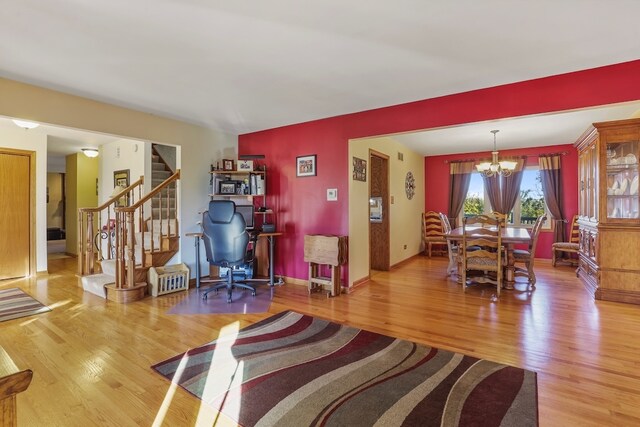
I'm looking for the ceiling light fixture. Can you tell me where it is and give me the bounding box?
[82,148,99,158]
[12,119,40,129]
[475,130,517,177]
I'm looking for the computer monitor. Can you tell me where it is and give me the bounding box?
[235,204,255,230]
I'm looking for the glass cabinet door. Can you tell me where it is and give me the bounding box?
[606,140,639,219]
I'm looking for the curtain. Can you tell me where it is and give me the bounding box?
[482,157,526,215]
[448,161,475,227]
[539,154,564,243]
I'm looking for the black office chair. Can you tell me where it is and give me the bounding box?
[200,200,267,303]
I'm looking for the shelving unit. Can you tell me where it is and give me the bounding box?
[574,117,640,304]
[209,167,275,229]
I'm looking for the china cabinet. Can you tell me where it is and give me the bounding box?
[574,118,640,304]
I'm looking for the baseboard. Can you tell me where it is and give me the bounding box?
[350,275,370,288]
[595,288,640,305]
[283,275,351,296]
[390,253,421,270]
[282,276,309,287]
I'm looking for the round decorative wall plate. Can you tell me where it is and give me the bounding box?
[405,171,415,200]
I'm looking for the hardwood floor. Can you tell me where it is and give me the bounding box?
[2,256,640,426]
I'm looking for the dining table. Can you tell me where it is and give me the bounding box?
[445,226,532,289]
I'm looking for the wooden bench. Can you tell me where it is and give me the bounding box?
[0,346,32,426]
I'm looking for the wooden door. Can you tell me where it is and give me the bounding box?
[369,151,389,271]
[0,150,32,280]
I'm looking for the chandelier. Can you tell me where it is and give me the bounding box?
[476,130,517,177]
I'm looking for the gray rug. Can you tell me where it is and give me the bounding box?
[0,288,50,322]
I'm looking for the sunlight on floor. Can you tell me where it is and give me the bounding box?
[152,321,243,426]
[196,321,243,425]
[152,354,189,427]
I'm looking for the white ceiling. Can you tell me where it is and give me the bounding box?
[0,116,122,157]
[1,1,640,156]
[387,101,640,156]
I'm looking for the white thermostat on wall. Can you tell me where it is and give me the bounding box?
[327,188,338,201]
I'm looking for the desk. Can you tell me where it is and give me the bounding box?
[185,232,203,289]
[186,231,283,287]
[446,226,531,289]
[257,232,284,286]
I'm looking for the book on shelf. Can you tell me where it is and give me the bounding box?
[256,175,265,195]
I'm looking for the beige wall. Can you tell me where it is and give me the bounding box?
[65,154,98,254]
[0,77,237,275]
[348,136,425,286]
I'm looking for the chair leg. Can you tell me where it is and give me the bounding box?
[428,243,432,258]
[552,250,556,267]
[527,261,536,286]
[201,270,256,303]
[461,265,466,292]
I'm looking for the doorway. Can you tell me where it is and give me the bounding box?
[47,172,67,258]
[369,150,390,271]
[0,148,35,280]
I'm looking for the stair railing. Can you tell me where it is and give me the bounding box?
[78,176,144,277]
[113,170,180,289]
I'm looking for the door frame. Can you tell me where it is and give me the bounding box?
[0,147,36,278]
[369,149,390,272]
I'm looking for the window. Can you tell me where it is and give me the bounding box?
[461,166,550,228]
[462,172,489,217]
[515,167,549,228]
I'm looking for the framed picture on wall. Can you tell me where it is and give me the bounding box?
[296,154,317,177]
[353,156,366,181]
[113,169,130,207]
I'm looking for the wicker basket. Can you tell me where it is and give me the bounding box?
[148,263,189,297]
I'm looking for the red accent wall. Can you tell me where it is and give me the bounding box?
[425,144,578,259]
[239,59,640,282]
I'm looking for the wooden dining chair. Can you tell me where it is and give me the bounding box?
[552,215,580,267]
[513,214,547,286]
[422,211,447,257]
[438,213,457,276]
[461,214,503,297]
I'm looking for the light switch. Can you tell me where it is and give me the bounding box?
[390,195,395,204]
[327,188,338,201]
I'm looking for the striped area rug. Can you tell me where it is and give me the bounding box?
[152,311,537,426]
[0,288,50,322]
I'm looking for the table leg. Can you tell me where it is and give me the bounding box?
[504,244,515,290]
[268,235,275,286]
[194,235,201,289]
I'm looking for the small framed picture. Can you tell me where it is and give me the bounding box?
[113,169,130,207]
[223,159,235,171]
[219,181,237,195]
[237,160,254,171]
[296,155,317,177]
[353,157,366,181]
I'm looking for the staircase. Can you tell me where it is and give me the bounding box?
[151,148,176,220]
[79,158,181,303]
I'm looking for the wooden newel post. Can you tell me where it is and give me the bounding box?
[126,211,136,289]
[77,212,84,276]
[86,213,94,275]
[115,212,125,288]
